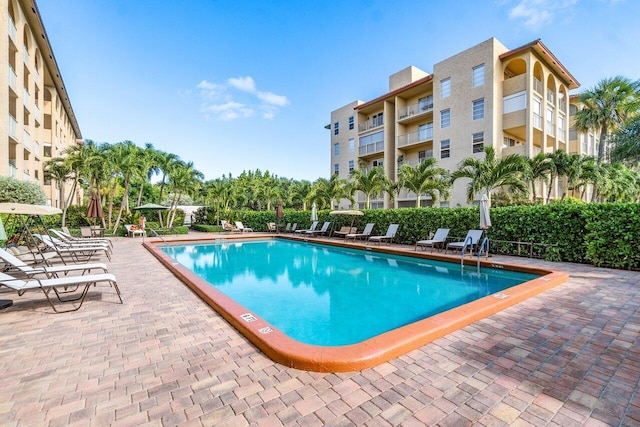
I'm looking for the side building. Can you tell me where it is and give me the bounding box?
[329,37,580,208]
[1,0,82,207]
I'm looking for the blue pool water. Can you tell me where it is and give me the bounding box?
[162,239,538,346]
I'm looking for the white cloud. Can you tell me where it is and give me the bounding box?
[195,76,289,121]
[257,91,290,107]
[507,0,578,30]
[228,76,256,93]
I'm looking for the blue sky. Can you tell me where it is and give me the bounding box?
[37,0,639,182]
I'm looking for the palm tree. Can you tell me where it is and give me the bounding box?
[167,161,204,227]
[309,174,350,209]
[545,150,569,204]
[289,180,312,210]
[135,143,160,207]
[451,146,527,206]
[611,116,640,165]
[111,141,144,233]
[523,152,552,202]
[43,158,72,225]
[349,166,389,209]
[574,76,640,161]
[397,158,450,207]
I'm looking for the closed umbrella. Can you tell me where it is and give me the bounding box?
[479,193,491,229]
[311,203,318,222]
[275,201,284,232]
[86,193,104,222]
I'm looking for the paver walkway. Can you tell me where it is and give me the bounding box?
[1,233,638,426]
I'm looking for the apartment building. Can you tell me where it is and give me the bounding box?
[329,37,580,208]
[1,0,82,207]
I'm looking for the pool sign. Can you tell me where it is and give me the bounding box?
[240,313,258,322]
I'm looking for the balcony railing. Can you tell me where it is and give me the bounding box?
[558,128,565,142]
[23,171,30,181]
[358,141,384,156]
[8,65,17,91]
[397,129,433,147]
[23,129,31,151]
[398,101,433,120]
[23,88,30,111]
[34,104,40,120]
[8,115,18,140]
[359,118,384,132]
[8,16,16,42]
[546,91,555,105]
[533,78,543,94]
[533,113,542,129]
[399,152,434,168]
[546,121,555,137]
[34,140,40,157]
[8,161,17,178]
[23,50,30,67]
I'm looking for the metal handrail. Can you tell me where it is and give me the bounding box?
[477,237,490,270]
[146,227,166,243]
[460,236,473,267]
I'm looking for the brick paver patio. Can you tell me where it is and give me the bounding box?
[1,233,638,426]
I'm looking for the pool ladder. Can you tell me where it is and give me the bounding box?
[460,236,490,270]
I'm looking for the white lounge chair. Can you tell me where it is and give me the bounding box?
[124,224,145,238]
[345,223,375,241]
[295,221,318,234]
[368,224,399,246]
[415,228,450,252]
[50,229,113,248]
[306,221,331,236]
[0,271,122,313]
[235,221,253,232]
[0,248,108,278]
[446,229,484,255]
[33,234,112,262]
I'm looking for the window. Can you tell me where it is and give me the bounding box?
[418,95,433,112]
[348,138,354,152]
[348,160,355,173]
[546,107,554,128]
[333,164,339,175]
[473,64,485,87]
[372,112,383,127]
[334,143,339,156]
[333,122,339,135]
[503,91,526,114]
[372,159,383,168]
[440,109,450,128]
[472,132,484,153]
[558,115,565,134]
[419,122,433,141]
[441,78,451,98]
[440,139,450,159]
[472,98,485,120]
[348,116,354,130]
[580,134,587,153]
[418,150,427,163]
[43,144,52,157]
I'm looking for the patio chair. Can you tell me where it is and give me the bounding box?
[305,221,331,236]
[267,222,277,232]
[220,220,240,233]
[289,223,297,233]
[283,223,292,232]
[368,224,399,246]
[446,229,484,255]
[295,221,318,234]
[33,234,112,262]
[235,221,253,232]
[0,270,122,313]
[333,226,357,238]
[345,223,375,241]
[415,228,450,252]
[45,232,111,254]
[0,247,108,278]
[50,228,113,248]
[124,224,145,238]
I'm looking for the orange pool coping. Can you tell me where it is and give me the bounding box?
[144,236,568,372]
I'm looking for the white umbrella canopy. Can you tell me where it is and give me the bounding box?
[329,210,364,229]
[479,193,491,229]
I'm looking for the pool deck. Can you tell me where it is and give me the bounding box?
[1,231,639,426]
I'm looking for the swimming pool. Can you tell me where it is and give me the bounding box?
[162,239,537,346]
[147,236,568,371]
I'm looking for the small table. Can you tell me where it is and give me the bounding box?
[90,226,105,237]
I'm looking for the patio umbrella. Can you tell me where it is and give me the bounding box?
[86,193,104,224]
[479,193,491,229]
[329,209,363,229]
[311,203,318,221]
[132,203,169,212]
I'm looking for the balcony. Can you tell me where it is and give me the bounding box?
[359,118,384,133]
[358,141,384,156]
[23,129,31,152]
[34,140,40,158]
[23,50,30,68]
[546,122,555,137]
[8,65,17,92]
[533,113,542,129]
[397,129,433,148]
[23,171,30,181]
[398,101,433,121]
[34,104,40,121]
[533,78,543,95]
[8,16,16,42]
[501,144,541,158]
[546,91,555,105]
[8,115,18,141]
[8,160,17,178]
[558,128,565,142]
[399,152,434,167]
[23,88,30,111]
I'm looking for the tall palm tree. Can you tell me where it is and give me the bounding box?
[397,158,450,207]
[43,158,72,225]
[574,76,640,161]
[111,141,144,233]
[135,143,160,207]
[523,152,552,202]
[451,146,527,206]
[309,174,350,209]
[545,150,569,204]
[349,166,389,209]
[289,180,312,210]
[167,161,204,227]
[611,116,640,165]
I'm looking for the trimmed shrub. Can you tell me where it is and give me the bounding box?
[0,176,46,204]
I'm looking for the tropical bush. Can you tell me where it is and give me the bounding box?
[0,176,47,204]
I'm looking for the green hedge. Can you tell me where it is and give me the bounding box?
[210,203,640,270]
